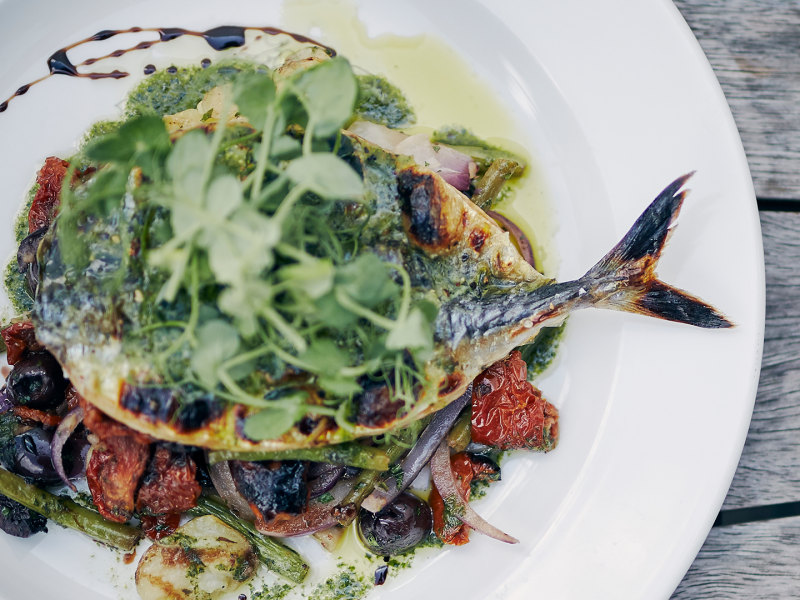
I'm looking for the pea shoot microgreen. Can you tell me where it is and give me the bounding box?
[53,56,435,440]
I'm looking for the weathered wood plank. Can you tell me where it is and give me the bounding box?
[720,212,800,509]
[673,0,800,199]
[671,516,800,599]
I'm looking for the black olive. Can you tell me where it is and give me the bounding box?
[16,227,47,296]
[308,463,345,499]
[357,492,432,556]
[5,352,66,410]
[13,427,59,483]
[0,494,47,538]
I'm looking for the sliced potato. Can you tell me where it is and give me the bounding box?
[136,515,258,600]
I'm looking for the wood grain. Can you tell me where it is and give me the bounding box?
[674,0,800,199]
[720,212,800,509]
[671,516,800,599]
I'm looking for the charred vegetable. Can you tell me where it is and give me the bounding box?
[136,515,258,600]
[0,493,47,538]
[229,460,308,527]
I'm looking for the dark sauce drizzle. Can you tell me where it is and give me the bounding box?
[0,25,336,113]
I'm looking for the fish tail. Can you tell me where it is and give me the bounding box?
[583,173,732,328]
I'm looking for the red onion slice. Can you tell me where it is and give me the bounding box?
[254,478,357,537]
[346,121,477,191]
[362,383,473,514]
[486,210,536,269]
[51,406,83,491]
[430,441,518,545]
[207,458,256,522]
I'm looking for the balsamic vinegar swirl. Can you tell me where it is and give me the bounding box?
[0,25,336,113]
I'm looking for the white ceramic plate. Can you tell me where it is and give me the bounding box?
[0,1,764,599]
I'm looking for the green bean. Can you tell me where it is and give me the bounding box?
[208,442,390,471]
[472,158,524,209]
[0,468,141,551]
[437,143,526,173]
[336,441,409,526]
[189,495,309,584]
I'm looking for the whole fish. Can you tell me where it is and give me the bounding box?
[32,135,730,452]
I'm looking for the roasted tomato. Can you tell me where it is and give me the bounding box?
[0,322,43,365]
[83,401,151,523]
[470,350,559,451]
[28,157,69,233]
[136,446,201,539]
[430,452,500,545]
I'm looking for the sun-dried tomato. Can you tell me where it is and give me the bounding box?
[83,401,151,523]
[28,157,69,233]
[136,446,201,539]
[11,406,61,428]
[430,452,498,546]
[470,350,559,451]
[86,438,150,523]
[140,513,182,541]
[1,322,43,365]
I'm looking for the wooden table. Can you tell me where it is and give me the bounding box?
[671,1,800,597]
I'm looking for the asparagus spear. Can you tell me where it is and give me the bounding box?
[471,158,523,209]
[446,409,472,453]
[208,442,390,471]
[188,495,309,584]
[336,441,410,526]
[0,467,141,551]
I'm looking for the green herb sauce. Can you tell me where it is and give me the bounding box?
[126,61,269,118]
[308,565,369,600]
[518,322,567,380]
[354,74,415,128]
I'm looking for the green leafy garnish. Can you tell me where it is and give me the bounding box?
[43,56,436,442]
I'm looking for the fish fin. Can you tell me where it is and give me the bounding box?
[586,173,733,328]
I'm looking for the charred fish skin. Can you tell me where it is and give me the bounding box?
[437,173,732,358]
[29,127,730,452]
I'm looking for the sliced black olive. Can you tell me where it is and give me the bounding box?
[307,463,345,498]
[357,491,432,556]
[5,352,66,410]
[374,564,389,586]
[16,227,48,296]
[0,494,47,538]
[13,427,59,483]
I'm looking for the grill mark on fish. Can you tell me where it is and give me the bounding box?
[33,127,730,451]
[398,167,458,251]
[120,384,179,424]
